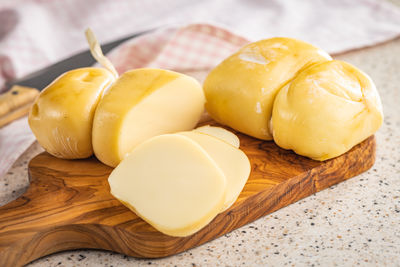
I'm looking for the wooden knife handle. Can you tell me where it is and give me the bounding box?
[0,85,39,128]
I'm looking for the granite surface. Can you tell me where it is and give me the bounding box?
[1,34,400,267]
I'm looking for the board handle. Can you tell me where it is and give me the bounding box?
[0,182,81,267]
[0,193,49,267]
[0,176,115,267]
[0,85,39,128]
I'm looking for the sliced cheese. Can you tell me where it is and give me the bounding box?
[92,68,205,167]
[194,125,240,148]
[108,134,226,237]
[178,131,251,211]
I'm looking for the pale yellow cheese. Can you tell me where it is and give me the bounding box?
[271,60,383,161]
[92,68,205,167]
[28,68,115,159]
[194,125,240,148]
[178,131,250,211]
[108,134,226,237]
[203,37,332,140]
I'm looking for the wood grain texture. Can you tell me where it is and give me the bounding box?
[0,130,376,267]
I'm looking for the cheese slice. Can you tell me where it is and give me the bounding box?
[92,68,205,167]
[108,134,226,237]
[194,125,240,148]
[178,131,251,211]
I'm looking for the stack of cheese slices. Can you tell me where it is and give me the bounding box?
[108,126,250,236]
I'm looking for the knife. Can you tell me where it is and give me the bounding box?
[0,30,147,128]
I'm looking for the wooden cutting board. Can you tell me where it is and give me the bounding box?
[0,128,376,267]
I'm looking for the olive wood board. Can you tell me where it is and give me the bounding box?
[0,127,376,267]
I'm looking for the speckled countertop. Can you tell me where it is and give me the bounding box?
[1,35,400,267]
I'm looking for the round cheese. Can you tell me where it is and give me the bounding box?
[271,60,383,160]
[28,67,115,159]
[203,37,331,140]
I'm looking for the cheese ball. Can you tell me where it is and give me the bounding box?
[203,37,332,140]
[28,68,115,159]
[271,60,383,161]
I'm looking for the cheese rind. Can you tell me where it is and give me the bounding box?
[92,68,205,167]
[28,68,115,159]
[203,37,331,140]
[178,131,250,211]
[271,60,383,161]
[108,134,226,237]
[194,125,240,148]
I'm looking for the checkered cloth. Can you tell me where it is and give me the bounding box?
[0,23,250,177]
[1,0,400,91]
[107,24,248,74]
[1,0,400,178]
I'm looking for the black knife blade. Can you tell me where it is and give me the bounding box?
[3,29,149,91]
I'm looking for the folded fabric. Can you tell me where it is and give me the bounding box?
[1,0,400,178]
[0,23,248,178]
[1,0,400,91]
[106,24,248,74]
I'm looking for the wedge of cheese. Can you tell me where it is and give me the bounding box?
[178,131,250,211]
[93,68,205,167]
[28,68,115,159]
[108,134,226,237]
[194,125,240,148]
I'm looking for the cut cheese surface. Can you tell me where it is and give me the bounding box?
[108,134,226,237]
[194,125,240,148]
[28,67,115,159]
[92,68,205,167]
[178,131,251,211]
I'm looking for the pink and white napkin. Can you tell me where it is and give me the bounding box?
[1,0,400,178]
